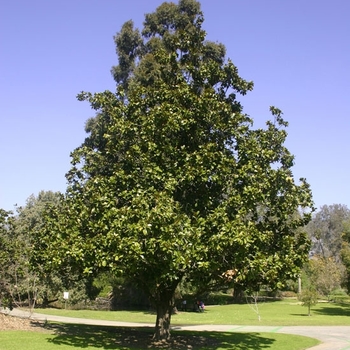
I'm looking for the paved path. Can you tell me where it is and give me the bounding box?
[2,308,350,350]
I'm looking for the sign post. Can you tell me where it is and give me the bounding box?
[63,291,69,310]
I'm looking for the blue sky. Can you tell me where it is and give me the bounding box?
[1,0,349,212]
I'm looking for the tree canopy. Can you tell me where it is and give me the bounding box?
[304,204,350,296]
[32,0,314,340]
[341,218,350,292]
[0,208,16,308]
[306,204,350,261]
[0,192,101,310]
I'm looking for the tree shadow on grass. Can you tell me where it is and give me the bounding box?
[312,304,350,317]
[202,331,275,350]
[45,323,275,349]
[290,313,314,317]
[290,303,350,318]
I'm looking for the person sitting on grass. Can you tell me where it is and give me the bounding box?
[195,300,205,312]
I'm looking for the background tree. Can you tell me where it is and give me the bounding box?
[303,256,345,299]
[33,0,313,341]
[305,204,350,295]
[18,191,99,307]
[0,208,16,309]
[306,204,350,261]
[0,206,39,309]
[0,192,97,309]
[341,218,350,292]
[298,287,318,316]
[13,191,62,307]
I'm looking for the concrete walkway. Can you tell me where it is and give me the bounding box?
[2,308,350,350]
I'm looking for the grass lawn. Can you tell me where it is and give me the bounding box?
[33,299,350,326]
[0,325,319,350]
[5,300,349,349]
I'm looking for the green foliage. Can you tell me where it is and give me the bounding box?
[13,191,63,307]
[302,256,345,298]
[341,218,350,292]
[282,279,299,293]
[303,204,350,295]
[298,288,318,316]
[0,207,37,308]
[178,291,234,307]
[92,272,114,298]
[328,288,350,303]
[0,192,97,309]
[33,0,314,340]
[306,204,350,260]
[0,208,16,308]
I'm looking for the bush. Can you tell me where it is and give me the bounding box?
[280,291,297,298]
[177,292,234,308]
[202,292,234,305]
[329,289,350,303]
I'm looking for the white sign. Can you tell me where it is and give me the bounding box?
[63,292,69,300]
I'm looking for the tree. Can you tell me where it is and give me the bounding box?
[0,192,96,310]
[33,0,313,341]
[303,256,345,298]
[0,208,16,309]
[341,218,350,292]
[305,204,350,295]
[0,206,38,309]
[17,191,99,307]
[0,193,67,309]
[306,204,350,261]
[298,287,318,316]
[15,192,65,306]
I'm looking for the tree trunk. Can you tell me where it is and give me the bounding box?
[42,293,49,307]
[233,285,245,303]
[153,296,173,341]
[151,286,178,342]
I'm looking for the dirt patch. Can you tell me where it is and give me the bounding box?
[0,313,46,332]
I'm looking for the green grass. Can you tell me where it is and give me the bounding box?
[0,326,319,350]
[34,299,350,326]
[6,300,348,349]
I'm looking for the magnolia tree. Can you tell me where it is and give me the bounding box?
[33,0,313,340]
